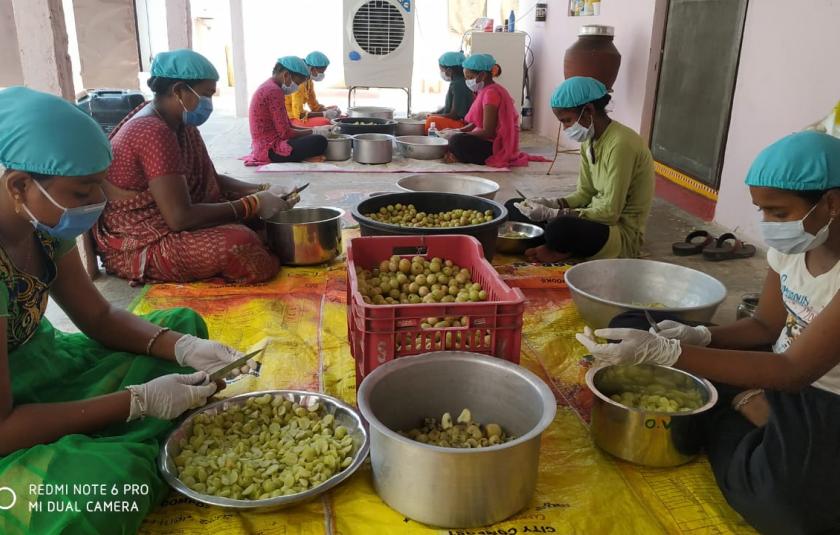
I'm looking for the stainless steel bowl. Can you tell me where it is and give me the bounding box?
[586,364,718,467]
[158,390,370,510]
[395,118,426,136]
[357,352,557,528]
[265,207,344,265]
[352,133,394,164]
[564,259,727,329]
[348,106,395,120]
[396,173,500,199]
[496,222,544,254]
[325,134,352,161]
[395,135,449,160]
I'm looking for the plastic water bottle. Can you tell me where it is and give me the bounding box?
[428,122,439,138]
[508,10,516,32]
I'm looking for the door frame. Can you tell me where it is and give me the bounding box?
[643,0,750,201]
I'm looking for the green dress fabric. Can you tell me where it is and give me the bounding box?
[0,234,208,534]
[440,73,475,120]
[563,120,655,259]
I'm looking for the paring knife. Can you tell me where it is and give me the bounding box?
[515,188,527,199]
[209,345,267,382]
[283,182,310,200]
[644,310,661,333]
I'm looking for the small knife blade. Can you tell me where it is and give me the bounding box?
[644,310,661,333]
[515,188,527,199]
[209,345,267,382]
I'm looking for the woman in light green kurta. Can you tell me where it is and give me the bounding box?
[0,86,251,535]
[509,77,654,263]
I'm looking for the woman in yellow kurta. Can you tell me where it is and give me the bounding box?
[285,51,340,128]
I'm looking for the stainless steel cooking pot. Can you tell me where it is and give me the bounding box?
[357,352,557,528]
[348,106,395,120]
[352,133,394,164]
[325,134,352,161]
[395,118,426,136]
[586,364,718,467]
[264,207,344,265]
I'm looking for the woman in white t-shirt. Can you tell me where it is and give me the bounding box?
[577,131,840,535]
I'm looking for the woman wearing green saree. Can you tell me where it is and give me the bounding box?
[0,87,250,534]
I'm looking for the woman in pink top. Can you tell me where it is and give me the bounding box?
[444,54,533,168]
[245,56,328,166]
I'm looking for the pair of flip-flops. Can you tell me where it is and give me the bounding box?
[672,230,756,261]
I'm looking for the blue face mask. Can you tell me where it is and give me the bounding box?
[22,179,106,240]
[180,85,213,126]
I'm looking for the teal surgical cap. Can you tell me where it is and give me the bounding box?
[745,131,840,191]
[305,51,330,68]
[439,51,465,67]
[551,77,608,109]
[0,87,112,176]
[462,53,496,72]
[277,56,310,77]
[151,49,219,81]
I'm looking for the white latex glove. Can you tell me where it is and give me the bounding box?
[324,108,340,120]
[313,125,336,136]
[513,200,560,223]
[126,371,217,421]
[438,128,458,140]
[255,190,299,219]
[652,320,712,347]
[575,326,682,367]
[174,334,257,376]
[528,197,562,209]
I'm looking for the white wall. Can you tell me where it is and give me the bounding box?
[714,0,840,243]
[526,0,660,141]
[0,0,23,87]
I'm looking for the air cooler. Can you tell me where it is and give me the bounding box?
[343,0,414,88]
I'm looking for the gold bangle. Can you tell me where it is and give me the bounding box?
[146,327,171,356]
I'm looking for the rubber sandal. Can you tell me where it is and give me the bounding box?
[702,232,756,261]
[672,230,715,256]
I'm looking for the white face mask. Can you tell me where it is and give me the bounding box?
[760,202,833,254]
[465,78,484,92]
[564,109,594,143]
[440,71,452,82]
[281,78,299,95]
[311,71,325,82]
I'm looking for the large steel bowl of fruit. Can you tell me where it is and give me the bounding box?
[357,352,556,528]
[585,364,718,467]
[352,192,507,260]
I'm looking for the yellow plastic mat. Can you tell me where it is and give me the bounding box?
[134,256,755,535]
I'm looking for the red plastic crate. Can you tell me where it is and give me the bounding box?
[346,235,525,384]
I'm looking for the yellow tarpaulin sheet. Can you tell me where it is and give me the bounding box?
[133,255,755,535]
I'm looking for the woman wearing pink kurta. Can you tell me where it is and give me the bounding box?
[444,53,537,168]
[245,56,327,166]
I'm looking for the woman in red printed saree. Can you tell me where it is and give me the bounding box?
[94,50,298,284]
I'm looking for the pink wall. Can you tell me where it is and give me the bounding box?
[714,0,840,244]
[528,0,661,141]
